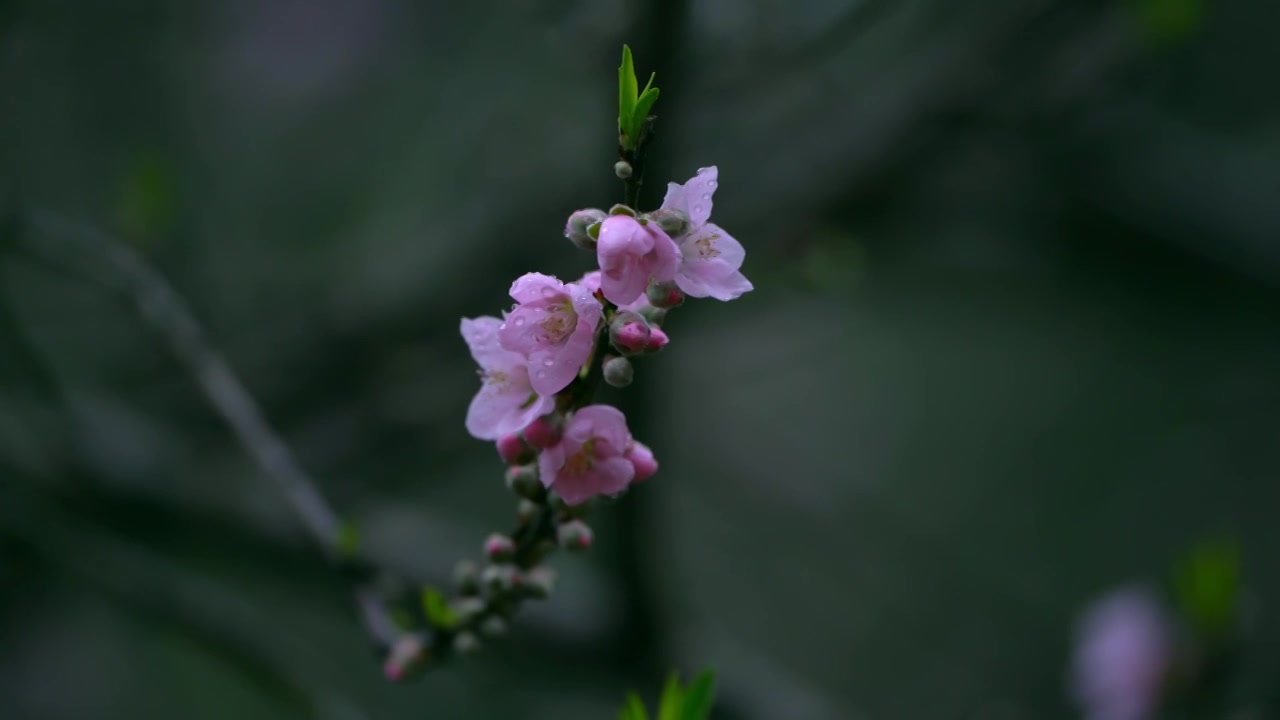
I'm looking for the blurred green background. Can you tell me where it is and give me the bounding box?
[2,0,1279,718]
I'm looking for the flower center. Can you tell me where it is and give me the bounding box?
[563,439,596,476]
[693,233,721,259]
[538,300,577,343]
[482,369,508,387]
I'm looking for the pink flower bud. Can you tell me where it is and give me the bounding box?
[646,327,669,352]
[609,311,650,355]
[645,281,684,309]
[626,441,658,482]
[484,533,516,561]
[557,519,593,550]
[495,433,530,465]
[522,415,561,449]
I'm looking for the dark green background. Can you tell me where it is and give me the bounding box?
[3,1,1278,718]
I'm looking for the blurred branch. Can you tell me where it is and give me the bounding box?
[5,208,407,652]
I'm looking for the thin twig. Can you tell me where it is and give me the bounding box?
[7,208,405,650]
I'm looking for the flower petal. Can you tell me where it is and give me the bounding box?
[460,316,510,368]
[553,456,635,505]
[569,405,630,454]
[465,365,554,440]
[508,272,565,305]
[661,166,717,227]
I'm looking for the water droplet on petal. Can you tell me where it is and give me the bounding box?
[708,180,717,189]
[536,370,547,379]
[499,323,507,331]
[543,358,555,367]
[514,317,526,327]
[540,287,558,299]
[693,205,703,215]
[701,193,710,200]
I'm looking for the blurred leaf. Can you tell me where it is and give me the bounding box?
[656,672,684,720]
[116,149,176,244]
[335,521,360,560]
[1173,539,1241,640]
[1130,0,1202,45]
[680,670,717,720]
[421,588,458,629]
[618,692,649,720]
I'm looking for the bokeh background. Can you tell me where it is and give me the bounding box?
[3,0,1279,718]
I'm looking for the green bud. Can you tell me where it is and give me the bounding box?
[557,519,594,551]
[453,631,481,655]
[609,203,637,217]
[615,160,633,179]
[521,566,557,599]
[565,208,606,251]
[454,560,480,596]
[603,355,634,388]
[505,464,544,500]
[646,208,689,237]
[480,616,508,637]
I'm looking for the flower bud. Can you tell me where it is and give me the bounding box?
[564,208,607,251]
[383,634,427,681]
[557,519,593,551]
[603,355,634,388]
[646,327,669,352]
[521,566,557,599]
[626,441,658,482]
[608,204,637,217]
[645,281,684,309]
[495,432,532,465]
[451,596,486,622]
[646,208,690,237]
[640,305,667,326]
[516,498,541,526]
[453,631,481,655]
[522,415,561,449]
[504,464,543,500]
[481,564,521,593]
[454,560,480,596]
[484,533,515,562]
[480,616,508,637]
[609,311,650,355]
[614,160,633,179]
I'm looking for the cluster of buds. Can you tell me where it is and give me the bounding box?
[437,155,750,674]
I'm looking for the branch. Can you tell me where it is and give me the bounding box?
[6,208,407,651]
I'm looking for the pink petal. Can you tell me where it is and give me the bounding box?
[538,443,567,488]
[570,405,631,454]
[647,225,681,282]
[465,365,554,440]
[460,316,510,368]
[660,166,717,227]
[553,457,635,505]
[508,272,566,305]
[497,305,555,356]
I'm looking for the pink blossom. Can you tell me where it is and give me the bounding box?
[461,317,556,440]
[579,270,647,312]
[522,415,561,449]
[495,432,529,465]
[497,273,603,396]
[538,405,636,505]
[1071,587,1172,720]
[660,166,753,301]
[595,215,680,306]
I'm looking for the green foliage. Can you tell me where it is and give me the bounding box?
[421,588,459,629]
[1173,539,1241,640]
[618,45,659,151]
[335,521,361,560]
[620,670,716,720]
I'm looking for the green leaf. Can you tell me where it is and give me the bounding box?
[633,87,660,134]
[1173,538,1241,638]
[619,45,638,137]
[680,670,717,720]
[618,692,649,720]
[656,672,684,720]
[421,588,459,629]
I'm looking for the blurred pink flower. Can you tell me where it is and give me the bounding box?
[660,166,753,301]
[538,405,638,505]
[595,215,680,306]
[1071,587,1173,720]
[460,317,554,440]
[498,273,603,396]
